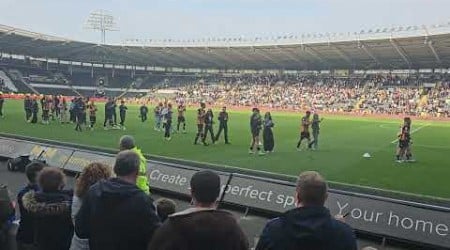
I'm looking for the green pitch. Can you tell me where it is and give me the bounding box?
[1,99,449,199]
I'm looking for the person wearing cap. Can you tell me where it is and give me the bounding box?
[148,170,248,250]
[256,171,357,250]
[215,106,230,144]
[119,135,150,194]
[0,92,4,118]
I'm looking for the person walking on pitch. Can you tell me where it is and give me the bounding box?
[215,106,230,144]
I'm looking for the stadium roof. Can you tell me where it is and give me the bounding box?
[1,24,450,70]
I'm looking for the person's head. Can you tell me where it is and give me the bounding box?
[155,198,176,222]
[119,135,135,151]
[404,117,411,126]
[38,168,66,193]
[295,171,328,207]
[75,162,112,198]
[121,100,125,105]
[113,150,140,183]
[265,112,271,120]
[306,111,311,117]
[313,113,319,120]
[222,106,226,112]
[25,161,46,184]
[200,102,206,109]
[252,107,258,114]
[190,170,221,208]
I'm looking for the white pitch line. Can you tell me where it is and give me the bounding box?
[390,123,431,144]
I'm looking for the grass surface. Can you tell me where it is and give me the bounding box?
[1,99,449,199]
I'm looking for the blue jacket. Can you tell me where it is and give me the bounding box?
[256,206,357,250]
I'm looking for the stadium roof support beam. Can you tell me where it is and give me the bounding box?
[360,43,381,66]
[252,47,283,68]
[389,38,411,67]
[330,45,352,65]
[181,48,224,68]
[275,46,308,68]
[421,26,442,65]
[203,48,237,66]
[427,41,442,64]
[302,45,329,68]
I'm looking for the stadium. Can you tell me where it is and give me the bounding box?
[0,4,449,250]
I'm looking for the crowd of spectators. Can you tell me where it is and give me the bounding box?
[0,135,362,250]
[164,74,450,117]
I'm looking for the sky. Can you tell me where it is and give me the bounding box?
[0,0,449,44]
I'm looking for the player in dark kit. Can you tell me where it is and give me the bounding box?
[139,103,148,122]
[112,99,118,126]
[30,97,39,124]
[0,92,4,118]
[103,98,114,129]
[164,103,173,140]
[54,95,60,119]
[215,106,230,144]
[396,117,414,163]
[41,96,50,125]
[119,100,128,130]
[203,109,215,144]
[75,97,86,132]
[87,101,97,130]
[177,103,187,133]
[194,102,207,146]
[249,108,264,155]
[308,113,323,150]
[24,94,32,122]
[296,111,312,151]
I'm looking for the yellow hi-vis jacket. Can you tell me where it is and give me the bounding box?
[131,147,150,194]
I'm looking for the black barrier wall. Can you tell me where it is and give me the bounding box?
[0,137,448,248]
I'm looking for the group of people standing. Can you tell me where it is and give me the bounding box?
[249,109,323,155]
[103,97,128,130]
[23,94,68,125]
[194,102,230,146]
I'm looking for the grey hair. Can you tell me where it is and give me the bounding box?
[113,150,140,177]
[119,135,135,150]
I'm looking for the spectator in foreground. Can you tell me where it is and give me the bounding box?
[148,170,249,250]
[16,161,45,250]
[255,171,357,250]
[22,168,73,250]
[119,135,150,194]
[70,163,112,250]
[155,198,176,222]
[75,150,160,250]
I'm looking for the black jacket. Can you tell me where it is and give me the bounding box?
[256,206,357,250]
[16,184,39,244]
[75,178,160,250]
[149,208,249,250]
[22,190,73,250]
